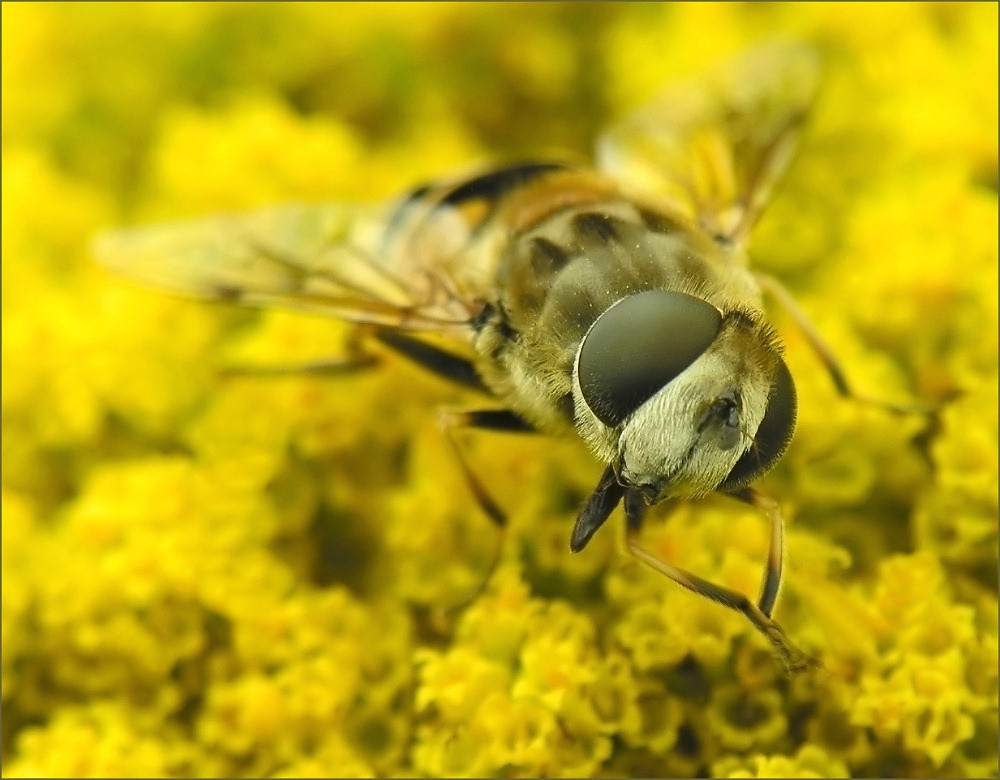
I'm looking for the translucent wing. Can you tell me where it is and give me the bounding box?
[597,40,821,246]
[93,202,469,331]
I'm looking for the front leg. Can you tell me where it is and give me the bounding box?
[437,407,537,529]
[623,485,816,674]
[728,486,786,618]
[436,406,538,602]
[374,329,488,393]
[755,271,935,415]
[218,325,485,387]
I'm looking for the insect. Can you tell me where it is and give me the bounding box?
[97,41,884,673]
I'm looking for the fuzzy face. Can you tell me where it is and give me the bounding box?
[573,301,792,501]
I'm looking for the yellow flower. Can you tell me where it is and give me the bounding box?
[3,3,995,776]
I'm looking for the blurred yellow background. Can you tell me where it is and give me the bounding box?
[2,3,997,777]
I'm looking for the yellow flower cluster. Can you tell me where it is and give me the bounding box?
[3,3,996,777]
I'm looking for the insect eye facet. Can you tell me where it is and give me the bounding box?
[717,358,797,492]
[577,290,722,427]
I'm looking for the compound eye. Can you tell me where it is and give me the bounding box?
[577,290,722,427]
[717,358,797,492]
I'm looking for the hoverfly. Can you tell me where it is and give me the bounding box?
[97,41,867,673]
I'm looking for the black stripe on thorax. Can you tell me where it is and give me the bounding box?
[383,162,569,250]
[439,161,568,206]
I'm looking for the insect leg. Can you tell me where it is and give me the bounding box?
[442,408,537,433]
[755,272,933,415]
[727,487,785,617]
[220,355,380,377]
[437,407,538,605]
[220,327,379,377]
[624,500,816,674]
[438,408,537,529]
[374,329,488,392]
[222,327,490,392]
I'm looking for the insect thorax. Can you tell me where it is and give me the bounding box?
[471,191,762,435]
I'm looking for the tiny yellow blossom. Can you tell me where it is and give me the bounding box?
[2,2,996,777]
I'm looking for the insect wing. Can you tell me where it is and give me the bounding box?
[93,202,463,331]
[596,40,820,245]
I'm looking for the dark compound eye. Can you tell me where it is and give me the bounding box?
[577,290,723,427]
[717,358,797,492]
